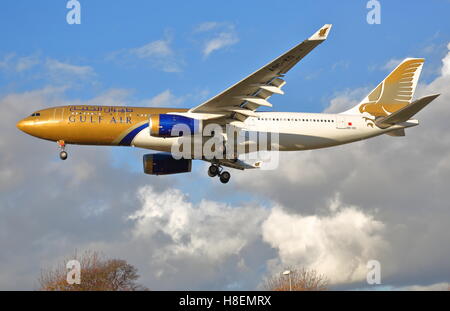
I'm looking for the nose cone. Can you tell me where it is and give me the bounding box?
[16,118,33,134]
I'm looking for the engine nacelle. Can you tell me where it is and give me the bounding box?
[149,114,202,137]
[143,153,192,175]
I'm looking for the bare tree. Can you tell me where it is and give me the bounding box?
[38,250,148,291]
[264,267,329,291]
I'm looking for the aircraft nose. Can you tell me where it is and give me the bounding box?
[16,118,32,133]
[16,119,25,131]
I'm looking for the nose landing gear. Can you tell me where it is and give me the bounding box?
[208,164,231,184]
[57,140,68,160]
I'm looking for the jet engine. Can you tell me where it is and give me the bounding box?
[149,114,202,137]
[143,153,192,175]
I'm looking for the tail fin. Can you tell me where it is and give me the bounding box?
[343,58,425,117]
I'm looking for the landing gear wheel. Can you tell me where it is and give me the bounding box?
[219,171,231,184]
[57,140,67,161]
[60,151,68,160]
[208,165,219,177]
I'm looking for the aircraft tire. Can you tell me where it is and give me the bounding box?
[208,165,219,177]
[219,171,230,184]
[60,151,68,160]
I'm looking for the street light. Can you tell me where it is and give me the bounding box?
[283,270,292,291]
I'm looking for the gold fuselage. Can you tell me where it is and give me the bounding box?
[16,105,188,146]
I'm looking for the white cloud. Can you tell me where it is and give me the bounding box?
[203,32,239,57]
[46,58,94,77]
[0,53,15,70]
[121,185,269,288]
[331,60,350,71]
[108,185,387,288]
[141,89,183,107]
[111,34,183,73]
[0,53,39,72]
[130,39,174,59]
[194,22,221,33]
[140,89,210,108]
[262,198,387,284]
[194,22,239,57]
[324,87,370,113]
[381,58,403,71]
[0,53,96,85]
[73,88,132,107]
[129,186,267,263]
[440,42,450,76]
[396,282,449,291]
[16,55,39,72]
[368,58,404,72]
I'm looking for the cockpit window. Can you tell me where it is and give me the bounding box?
[30,113,41,117]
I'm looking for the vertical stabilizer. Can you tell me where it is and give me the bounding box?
[343,58,424,117]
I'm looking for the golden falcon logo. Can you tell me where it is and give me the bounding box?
[319,27,329,37]
[359,59,424,122]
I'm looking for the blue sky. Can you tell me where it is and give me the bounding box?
[1,1,450,290]
[2,0,448,105]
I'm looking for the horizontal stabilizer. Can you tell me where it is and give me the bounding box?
[385,129,405,137]
[376,94,440,128]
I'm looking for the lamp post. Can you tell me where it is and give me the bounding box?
[283,270,292,291]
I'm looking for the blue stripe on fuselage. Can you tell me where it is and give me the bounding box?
[119,123,149,146]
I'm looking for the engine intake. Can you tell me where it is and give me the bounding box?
[143,153,192,175]
[149,114,202,137]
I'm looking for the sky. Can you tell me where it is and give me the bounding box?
[0,0,449,290]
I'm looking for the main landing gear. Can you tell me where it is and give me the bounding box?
[208,164,231,184]
[57,140,68,160]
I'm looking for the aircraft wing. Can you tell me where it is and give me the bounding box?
[189,24,332,118]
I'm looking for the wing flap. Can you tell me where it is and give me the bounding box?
[220,106,259,117]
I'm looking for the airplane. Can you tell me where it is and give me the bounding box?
[16,24,439,184]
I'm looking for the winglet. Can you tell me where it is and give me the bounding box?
[309,24,333,41]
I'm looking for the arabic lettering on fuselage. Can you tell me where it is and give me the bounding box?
[69,106,134,113]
